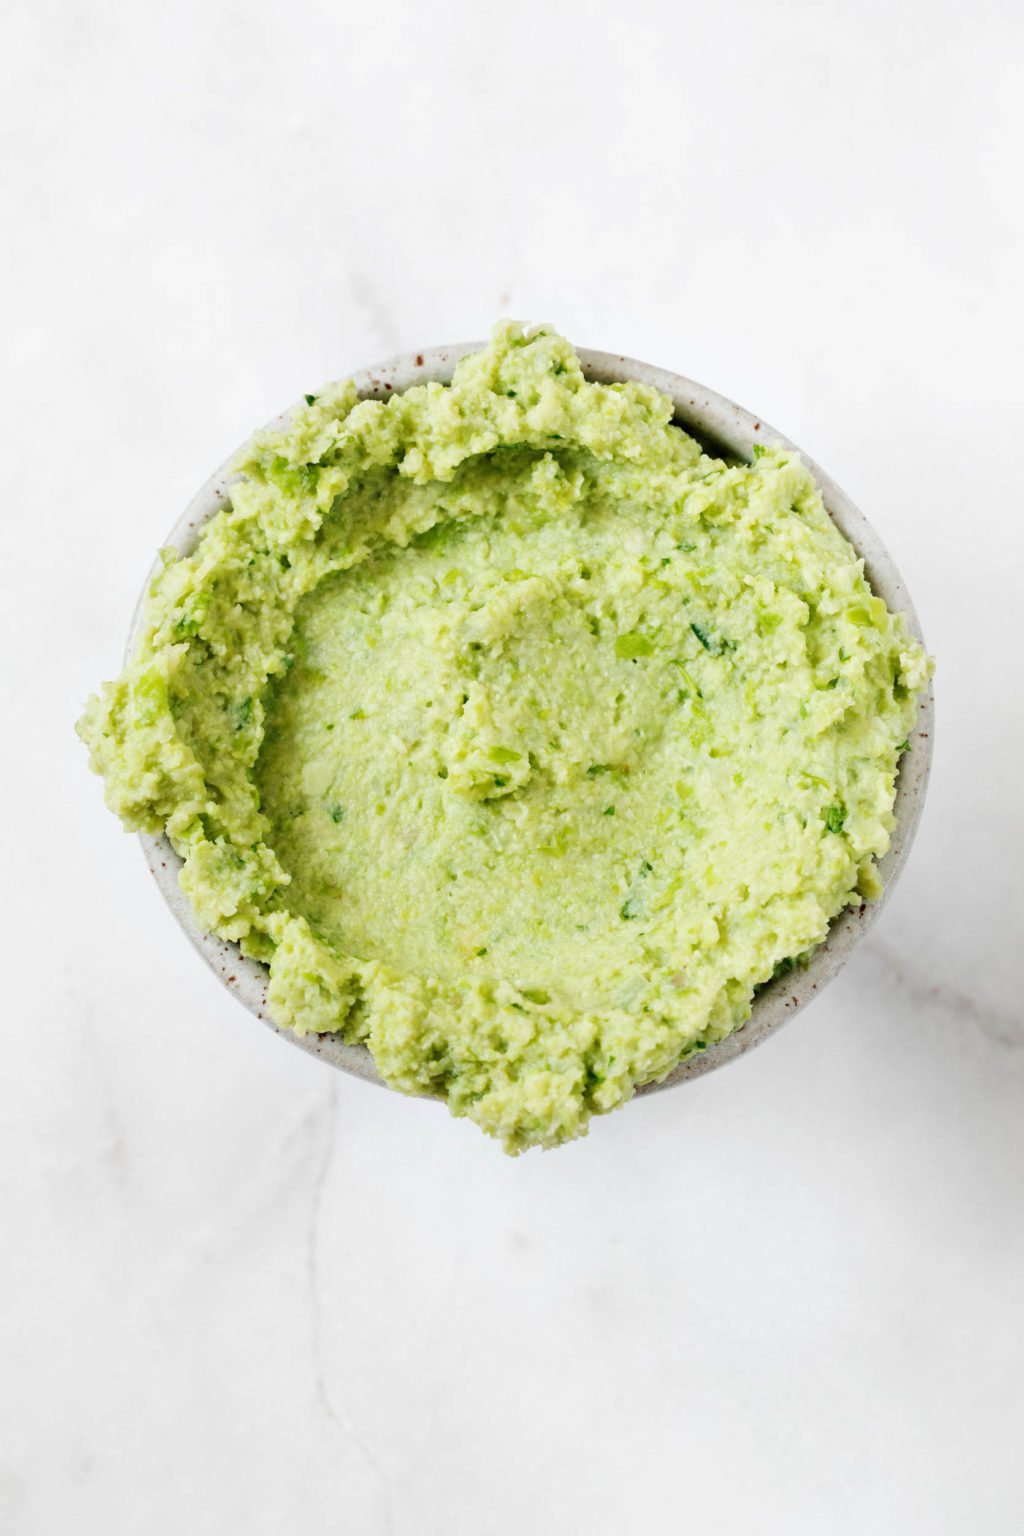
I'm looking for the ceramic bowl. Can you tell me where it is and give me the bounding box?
[132,345,934,1095]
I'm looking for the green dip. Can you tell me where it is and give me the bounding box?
[79,324,929,1151]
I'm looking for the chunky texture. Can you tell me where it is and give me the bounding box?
[79,325,929,1150]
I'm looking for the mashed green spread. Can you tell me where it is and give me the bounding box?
[79,324,928,1151]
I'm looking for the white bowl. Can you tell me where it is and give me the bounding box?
[132,345,934,1096]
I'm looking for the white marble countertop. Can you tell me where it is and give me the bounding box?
[3,2,1023,1531]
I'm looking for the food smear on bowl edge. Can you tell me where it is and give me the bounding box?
[78,324,931,1152]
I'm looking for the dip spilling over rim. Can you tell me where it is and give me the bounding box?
[80,326,933,1152]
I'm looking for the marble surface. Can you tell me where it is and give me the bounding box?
[2,2,1022,1531]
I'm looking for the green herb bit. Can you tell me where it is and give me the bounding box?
[670,659,703,699]
[752,443,768,460]
[615,632,654,660]
[692,622,733,657]
[603,805,616,816]
[825,804,846,834]
[349,707,365,720]
[619,861,653,920]
[896,737,910,753]
[304,393,318,406]
[329,805,345,823]
[800,769,829,788]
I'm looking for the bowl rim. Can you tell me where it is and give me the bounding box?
[133,341,934,1095]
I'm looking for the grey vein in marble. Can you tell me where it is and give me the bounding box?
[869,935,1022,1051]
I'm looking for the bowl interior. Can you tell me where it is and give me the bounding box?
[135,345,934,1094]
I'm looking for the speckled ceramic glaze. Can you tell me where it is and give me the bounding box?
[132,345,934,1096]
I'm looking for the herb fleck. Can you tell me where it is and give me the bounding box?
[825,804,846,834]
[616,632,654,660]
[620,859,653,920]
[801,769,829,788]
[690,622,733,655]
